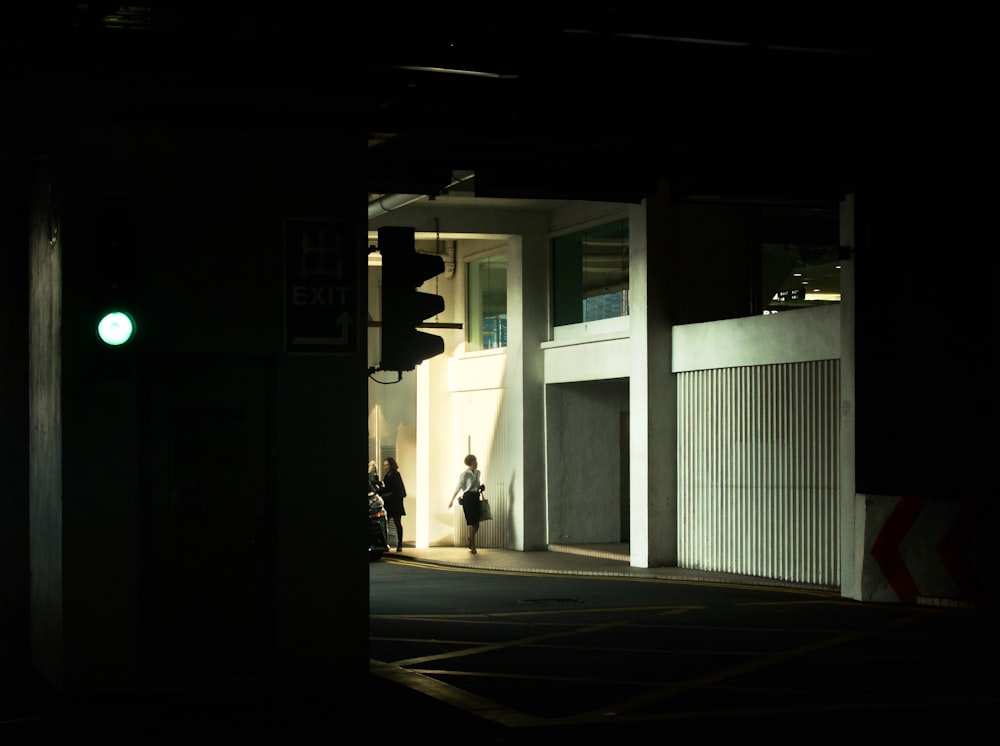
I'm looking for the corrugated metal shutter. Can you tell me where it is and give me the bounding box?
[677,360,839,586]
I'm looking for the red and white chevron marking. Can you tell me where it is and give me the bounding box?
[863,495,992,605]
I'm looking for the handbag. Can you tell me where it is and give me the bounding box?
[479,496,493,521]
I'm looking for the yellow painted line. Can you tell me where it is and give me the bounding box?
[372,658,980,727]
[371,660,548,728]
[370,605,705,621]
[390,620,629,668]
[382,557,837,597]
[573,627,878,721]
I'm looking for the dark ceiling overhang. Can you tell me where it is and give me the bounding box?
[4,6,917,208]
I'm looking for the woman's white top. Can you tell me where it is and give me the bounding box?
[455,468,482,494]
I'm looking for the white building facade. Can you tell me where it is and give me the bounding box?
[367,182,986,606]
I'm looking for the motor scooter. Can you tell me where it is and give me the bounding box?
[368,480,390,561]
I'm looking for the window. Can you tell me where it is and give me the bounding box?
[467,254,507,350]
[758,207,841,315]
[761,243,842,314]
[553,219,629,327]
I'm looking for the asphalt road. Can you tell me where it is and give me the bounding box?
[369,555,999,739]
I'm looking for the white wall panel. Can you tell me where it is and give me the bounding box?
[449,384,510,550]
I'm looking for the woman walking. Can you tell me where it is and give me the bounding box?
[448,454,484,554]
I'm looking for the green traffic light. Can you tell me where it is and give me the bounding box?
[97,311,136,346]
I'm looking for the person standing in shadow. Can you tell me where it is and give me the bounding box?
[448,454,484,554]
[380,457,407,552]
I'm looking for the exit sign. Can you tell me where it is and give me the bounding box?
[284,219,360,354]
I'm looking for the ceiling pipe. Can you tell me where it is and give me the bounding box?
[367,170,475,221]
[367,193,425,220]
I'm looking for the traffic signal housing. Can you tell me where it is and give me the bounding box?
[378,226,445,372]
[92,211,138,347]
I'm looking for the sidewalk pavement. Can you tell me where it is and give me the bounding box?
[384,542,838,594]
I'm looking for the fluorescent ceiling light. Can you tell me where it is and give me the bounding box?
[396,65,518,79]
[368,231,512,242]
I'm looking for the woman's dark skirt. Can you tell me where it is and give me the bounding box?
[461,493,481,526]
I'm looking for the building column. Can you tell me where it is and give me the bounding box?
[630,183,678,568]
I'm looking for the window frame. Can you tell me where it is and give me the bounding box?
[552,217,630,329]
[465,248,508,352]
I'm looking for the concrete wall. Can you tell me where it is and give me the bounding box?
[28,163,66,686]
[672,304,841,370]
[861,494,997,606]
[369,199,556,552]
[28,126,368,698]
[545,379,630,544]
